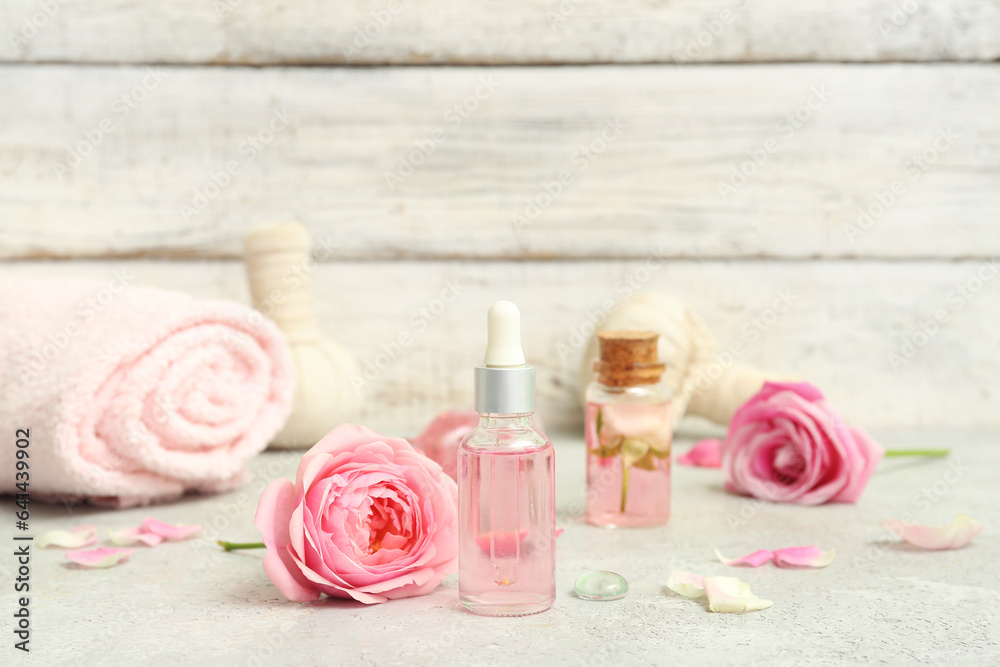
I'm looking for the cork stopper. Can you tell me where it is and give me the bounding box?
[594,330,665,387]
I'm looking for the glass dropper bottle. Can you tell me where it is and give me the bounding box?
[457,301,556,616]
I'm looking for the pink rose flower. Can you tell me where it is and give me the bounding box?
[254,424,458,604]
[721,382,883,505]
[410,410,479,481]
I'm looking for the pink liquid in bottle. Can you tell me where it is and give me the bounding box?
[585,400,672,527]
[459,428,555,615]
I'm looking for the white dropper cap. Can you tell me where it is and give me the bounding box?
[484,300,526,367]
[475,300,535,414]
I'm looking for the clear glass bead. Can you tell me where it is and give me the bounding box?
[574,570,628,601]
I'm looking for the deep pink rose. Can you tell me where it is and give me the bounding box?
[254,424,458,604]
[721,382,883,505]
[410,410,479,481]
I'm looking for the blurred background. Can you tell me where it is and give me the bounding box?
[2,1,998,436]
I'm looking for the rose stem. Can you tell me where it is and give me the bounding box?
[217,540,265,551]
[620,465,629,514]
[883,449,950,457]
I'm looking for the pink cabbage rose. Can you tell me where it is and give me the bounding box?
[254,424,458,604]
[721,382,883,505]
[410,409,479,481]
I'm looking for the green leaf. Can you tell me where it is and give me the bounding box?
[588,437,623,460]
[632,451,660,471]
[595,407,604,436]
[649,441,672,458]
[648,437,672,456]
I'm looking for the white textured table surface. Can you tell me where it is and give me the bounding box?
[6,429,999,666]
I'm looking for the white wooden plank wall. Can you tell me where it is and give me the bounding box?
[1,65,999,261]
[3,1,999,64]
[1,1,997,433]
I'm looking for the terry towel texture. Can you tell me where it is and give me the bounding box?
[0,273,294,507]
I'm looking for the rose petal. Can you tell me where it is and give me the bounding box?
[772,546,836,568]
[601,402,672,445]
[715,549,774,567]
[716,546,835,568]
[677,439,723,468]
[107,518,200,547]
[140,518,202,541]
[881,514,985,550]
[107,527,163,547]
[66,547,134,568]
[665,571,706,598]
[38,525,97,549]
[410,409,479,481]
[703,576,773,613]
[832,427,883,503]
[255,478,322,602]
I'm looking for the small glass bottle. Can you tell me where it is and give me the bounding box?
[458,301,556,616]
[585,330,672,527]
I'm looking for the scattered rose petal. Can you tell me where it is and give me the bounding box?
[715,549,774,567]
[666,571,772,612]
[772,546,836,568]
[66,547,134,568]
[715,546,835,568]
[555,526,565,538]
[140,518,202,541]
[665,571,706,598]
[881,514,984,550]
[677,439,722,468]
[38,525,97,549]
[107,527,162,547]
[703,576,773,613]
[107,518,201,547]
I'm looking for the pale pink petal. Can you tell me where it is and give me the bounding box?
[677,439,723,468]
[703,576,773,613]
[106,517,199,547]
[410,409,479,481]
[715,548,774,567]
[255,478,320,602]
[602,401,672,445]
[66,547,134,568]
[38,525,97,549]
[665,571,706,598]
[107,527,163,547]
[882,514,985,550]
[667,572,773,612]
[139,518,202,541]
[772,546,836,568]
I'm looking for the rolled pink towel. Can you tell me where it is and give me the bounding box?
[0,273,294,507]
